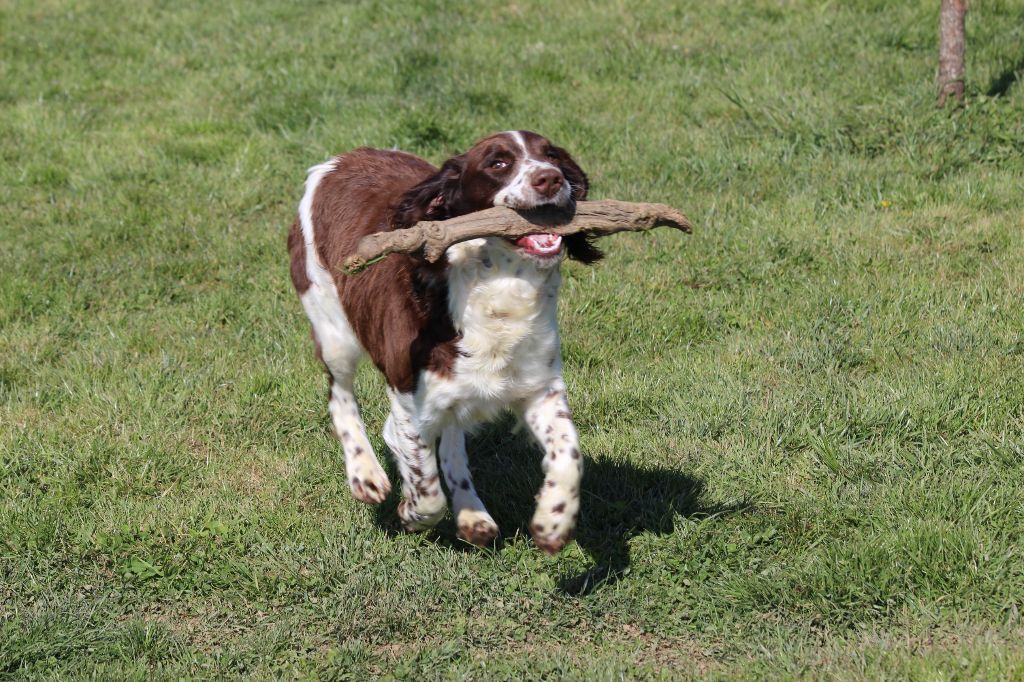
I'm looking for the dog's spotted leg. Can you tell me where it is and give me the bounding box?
[438,425,499,547]
[328,380,391,505]
[314,324,391,506]
[383,393,447,531]
[520,379,582,554]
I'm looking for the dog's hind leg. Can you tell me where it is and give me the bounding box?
[305,309,392,506]
[383,391,447,531]
[328,373,392,505]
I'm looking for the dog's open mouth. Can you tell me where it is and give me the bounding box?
[513,233,563,257]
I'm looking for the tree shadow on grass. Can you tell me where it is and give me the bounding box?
[373,414,747,593]
[986,58,1023,97]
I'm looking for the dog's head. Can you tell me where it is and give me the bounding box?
[392,130,602,265]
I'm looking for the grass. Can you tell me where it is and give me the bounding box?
[2,0,1024,678]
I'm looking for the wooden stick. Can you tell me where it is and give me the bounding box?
[341,199,693,274]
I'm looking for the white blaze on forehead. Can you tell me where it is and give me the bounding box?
[505,130,528,156]
[503,130,550,166]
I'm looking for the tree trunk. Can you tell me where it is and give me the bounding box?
[937,0,967,107]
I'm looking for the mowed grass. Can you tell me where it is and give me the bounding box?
[2,0,1024,678]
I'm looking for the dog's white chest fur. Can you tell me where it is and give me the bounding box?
[418,238,562,427]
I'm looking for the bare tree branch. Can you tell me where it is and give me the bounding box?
[341,200,694,274]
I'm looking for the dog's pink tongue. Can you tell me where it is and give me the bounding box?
[515,233,563,256]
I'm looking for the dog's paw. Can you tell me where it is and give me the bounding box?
[529,496,578,555]
[529,521,574,555]
[456,510,499,547]
[397,498,446,532]
[348,464,391,505]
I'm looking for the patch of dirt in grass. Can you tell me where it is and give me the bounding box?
[136,601,260,648]
[363,622,718,676]
[225,458,292,498]
[617,622,717,675]
[233,464,267,495]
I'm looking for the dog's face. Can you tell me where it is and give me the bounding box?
[462,130,582,211]
[393,131,602,265]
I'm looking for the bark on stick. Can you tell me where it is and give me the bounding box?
[341,199,694,274]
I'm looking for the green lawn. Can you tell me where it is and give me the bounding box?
[3,0,1024,678]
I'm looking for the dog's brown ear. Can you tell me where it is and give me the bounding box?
[552,147,599,262]
[391,155,466,230]
[564,234,603,264]
[551,145,589,202]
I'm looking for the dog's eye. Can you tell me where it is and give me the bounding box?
[489,158,509,169]
[545,149,560,161]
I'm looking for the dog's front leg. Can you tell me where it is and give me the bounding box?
[520,379,582,554]
[439,426,500,546]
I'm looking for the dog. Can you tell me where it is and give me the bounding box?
[287,130,602,553]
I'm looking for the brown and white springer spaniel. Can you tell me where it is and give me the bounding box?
[287,131,601,553]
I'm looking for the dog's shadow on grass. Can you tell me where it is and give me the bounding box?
[374,414,745,596]
[986,57,1023,97]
